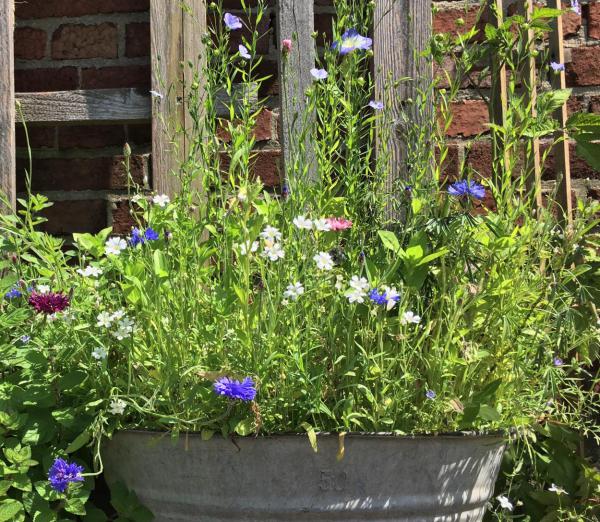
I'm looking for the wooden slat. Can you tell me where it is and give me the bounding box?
[374,0,431,219]
[276,0,316,183]
[16,89,151,124]
[0,0,15,211]
[547,0,573,226]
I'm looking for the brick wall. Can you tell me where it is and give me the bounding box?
[13,0,600,236]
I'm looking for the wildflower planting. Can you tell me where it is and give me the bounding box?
[1,0,600,520]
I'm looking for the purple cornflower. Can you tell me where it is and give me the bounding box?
[214,377,256,401]
[239,45,251,60]
[553,357,564,367]
[550,62,565,72]
[48,458,84,493]
[130,227,159,246]
[28,291,70,315]
[369,100,384,110]
[333,29,373,55]
[571,1,581,16]
[5,287,22,299]
[368,289,387,306]
[425,390,437,400]
[310,68,328,81]
[224,13,242,31]
[447,179,486,200]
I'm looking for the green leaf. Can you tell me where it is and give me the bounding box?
[575,140,600,172]
[378,230,400,253]
[82,506,108,522]
[300,422,318,453]
[59,370,88,391]
[478,405,501,422]
[152,250,169,278]
[0,499,24,522]
[234,418,254,436]
[66,431,91,454]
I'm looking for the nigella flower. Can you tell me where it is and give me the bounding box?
[550,61,565,72]
[239,45,251,60]
[29,291,70,315]
[326,217,353,231]
[369,100,384,110]
[48,458,84,493]
[224,12,242,30]
[5,287,22,299]
[214,377,257,401]
[571,0,581,16]
[425,390,437,400]
[310,68,328,81]
[447,179,486,200]
[333,29,373,55]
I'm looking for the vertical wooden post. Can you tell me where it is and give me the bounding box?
[0,0,15,211]
[547,0,573,226]
[150,0,206,197]
[374,0,432,217]
[276,0,315,184]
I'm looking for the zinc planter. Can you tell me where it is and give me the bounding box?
[103,431,505,522]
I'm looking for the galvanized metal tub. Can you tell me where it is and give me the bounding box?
[103,431,505,522]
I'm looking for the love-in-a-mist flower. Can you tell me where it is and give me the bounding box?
[260,225,282,242]
[314,252,334,271]
[105,237,127,256]
[224,12,242,30]
[20,335,31,344]
[310,68,328,80]
[214,377,257,401]
[333,29,373,55]
[313,218,332,232]
[96,311,113,328]
[92,347,108,360]
[76,265,103,278]
[553,357,564,367]
[284,282,305,301]
[293,215,313,230]
[262,242,285,261]
[550,61,565,72]
[447,180,486,200]
[239,45,251,60]
[497,495,513,511]
[109,398,127,415]
[349,276,369,293]
[48,458,84,493]
[326,217,353,231]
[238,241,259,255]
[401,311,421,325]
[152,194,170,207]
[369,100,384,110]
[29,292,70,315]
[571,0,581,16]
[425,390,437,400]
[282,39,292,53]
[383,286,400,310]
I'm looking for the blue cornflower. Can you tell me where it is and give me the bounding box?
[425,390,437,400]
[144,228,159,241]
[447,179,486,200]
[214,377,256,401]
[130,227,159,246]
[368,289,387,306]
[5,287,22,300]
[333,29,373,55]
[224,13,242,31]
[48,458,84,493]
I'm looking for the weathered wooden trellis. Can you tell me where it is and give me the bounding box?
[0,0,573,222]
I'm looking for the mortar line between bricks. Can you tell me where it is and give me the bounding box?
[15,12,150,30]
[15,57,150,70]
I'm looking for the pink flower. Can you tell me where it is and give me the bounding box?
[28,291,70,315]
[326,217,353,231]
[282,39,292,54]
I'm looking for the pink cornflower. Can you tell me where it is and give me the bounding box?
[282,39,292,54]
[326,217,353,231]
[28,291,70,315]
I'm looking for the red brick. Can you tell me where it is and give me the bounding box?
[110,200,137,235]
[15,125,56,149]
[436,144,460,180]
[52,23,118,60]
[81,65,151,89]
[14,27,46,60]
[58,125,126,149]
[126,22,150,58]
[14,67,78,92]
[433,7,482,36]
[16,0,149,19]
[591,96,600,114]
[220,149,281,187]
[465,140,493,179]
[40,200,107,235]
[16,155,147,192]
[217,109,275,143]
[446,100,489,137]
[589,2,600,40]
[542,142,599,180]
[566,47,600,87]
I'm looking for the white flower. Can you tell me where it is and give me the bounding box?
[47,313,59,323]
[314,218,332,232]
[111,309,126,322]
[349,276,369,293]
[77,265,103,278]
[283,282,305,301]
[96,312,113,328]
[262,242,285,262]
[260,225,282,242]
[314,252,334,271]
[152,194,171,207]
[112,317,135,340]
[149,90,164,99]
[238,241,259,256]
[92,347,108,360]
[131,194,145,204]
[37,284,51,294]
[105,237,127,256]
[109,398,127,415]
[497,495,513,511]
[548,484,567,495]
[293,215,313,230]
[383,286,401,311]
[346,290,366,304]
[281,299,290,306]
[335,275,344,291]
[237,189,248,202]
[401,311,421,325]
